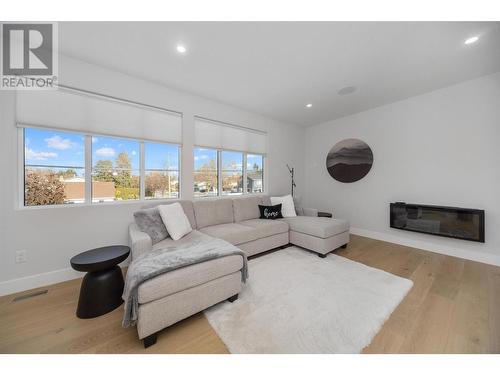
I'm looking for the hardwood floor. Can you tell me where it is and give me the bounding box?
[1,234,499,354]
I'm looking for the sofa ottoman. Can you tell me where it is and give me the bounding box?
[281,216,350,257]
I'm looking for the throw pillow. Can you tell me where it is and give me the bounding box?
[259,204,283,220]
[259,203,283,220]
[158,202,193,241]
[133,207,169,244]
[270,194,297,217]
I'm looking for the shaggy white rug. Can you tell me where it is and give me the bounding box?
[205,247,413,353]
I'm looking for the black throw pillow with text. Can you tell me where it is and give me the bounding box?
[259,204,283,220]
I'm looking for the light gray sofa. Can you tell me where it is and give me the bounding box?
[128,195,349,347]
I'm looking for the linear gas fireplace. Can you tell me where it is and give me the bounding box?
[390,203,485,243]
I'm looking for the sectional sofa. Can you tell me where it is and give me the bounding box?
[128,195,350,347]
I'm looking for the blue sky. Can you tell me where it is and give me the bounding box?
[221,151,242,170]
[92,136,140,169]
[247,154,263,171]
[194,148,217,170]
[25,129,261,173]
[25,128,85,168]
[144,142,179,170]
[25,128,180,171]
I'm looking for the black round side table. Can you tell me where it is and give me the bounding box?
[70,245,130,319]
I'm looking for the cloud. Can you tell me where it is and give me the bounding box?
[131,150,137,156]
[92,137,99,143]
[95,147,116,157]
[45,135,75,150]
[25,147,58,161]
[194,154,209,161]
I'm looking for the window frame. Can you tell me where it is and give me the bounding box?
[18,125,182,209]
[193,146,266,198]
[193,146,219,198]
[143,140,181,200]
[246,153,265,194]
[220,150,244,196]
[90,134,141,204]
[22,127,87,207]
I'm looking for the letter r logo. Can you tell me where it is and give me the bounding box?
[2,23,53,75]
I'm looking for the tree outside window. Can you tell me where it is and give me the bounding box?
[91,136,140,202]
[145,142,180,199]
[24,128,85,206]
[221,151,243,195]
[247,154,264,193]
[194,148,218,197]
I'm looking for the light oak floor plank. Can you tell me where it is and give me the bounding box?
[1,235,499,354]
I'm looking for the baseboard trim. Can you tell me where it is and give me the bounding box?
[350,227,500,267]
[0,267,82,297]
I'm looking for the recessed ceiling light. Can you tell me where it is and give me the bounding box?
[464,36,479,45]
[306,103,312,108]
[176,44,187,53]
[338,86,357,96]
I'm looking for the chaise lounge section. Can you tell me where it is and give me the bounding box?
[128,195,349,346]
[283,216,350,257]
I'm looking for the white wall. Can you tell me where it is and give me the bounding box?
[0,55,305,295]
[304,73,500,266]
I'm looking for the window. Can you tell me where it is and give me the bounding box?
[221,151,243,195]
[193,117,266,197]
[91,136,140,202]
[24,128,85,206]
[193,148,265,197]
[194,148,218,197]
[21,126,181,207]
[145,142,180,199]
[246,154,264,193]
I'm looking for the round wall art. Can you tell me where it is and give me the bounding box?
[326,138,373,183]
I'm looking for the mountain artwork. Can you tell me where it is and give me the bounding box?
[326,139,373,183]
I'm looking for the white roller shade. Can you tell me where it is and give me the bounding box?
[16,87,182,143]
[194,117,267,154]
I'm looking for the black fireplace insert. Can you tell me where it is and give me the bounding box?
[390,203,485,243]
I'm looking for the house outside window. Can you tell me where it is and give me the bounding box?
[246,154,264,193]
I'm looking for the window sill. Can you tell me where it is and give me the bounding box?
[17,197,180,211]
[193,192,266,200]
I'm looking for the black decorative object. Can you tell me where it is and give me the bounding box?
[286,164,296,196]
[318,212,333,218]
[70,245,130,319]
[259,204,284,220]
[326,139,373,183]
[390,203,485,242]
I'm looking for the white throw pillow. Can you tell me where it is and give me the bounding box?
[158,202,192,241]
[270,195,297,217]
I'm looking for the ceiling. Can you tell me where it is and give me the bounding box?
[59,22,500,127]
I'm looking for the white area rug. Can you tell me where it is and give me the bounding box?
[205,247,413,353]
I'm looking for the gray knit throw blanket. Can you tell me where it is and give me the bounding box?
[122,236,248,327]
